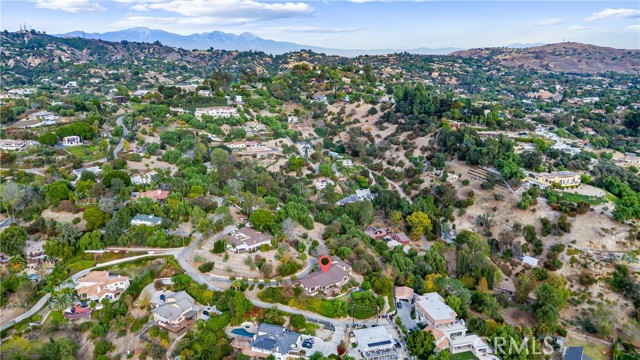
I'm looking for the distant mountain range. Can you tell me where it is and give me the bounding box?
[55,27,480,56]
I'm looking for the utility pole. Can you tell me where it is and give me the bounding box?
[376,305,380,324]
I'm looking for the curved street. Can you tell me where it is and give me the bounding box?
[113,115,129,158]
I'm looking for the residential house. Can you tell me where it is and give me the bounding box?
[31,111,59,125]
[394,286,414,303]
[244,121,267,133]
[415,292,489,355]
[195,107,238,119]
[152,291,200,334]
[287,115,299,124]
[389,232,410,245]
[0,139,33,151]
[250,323,301,360]
[131,171,157,185]
[522,255,540,268]
[296,256,351,296]
[364,226,388,240]
[339,159,354,168]
[132,90,149,97]
[197,90,212,97]
[75,271,130,302]
[134,190,169,202]
[313,177,335,190]
[532,171,581,188]
[62,136,82,146]
[352,326,398,360]
[131,214,163,226]
[212,227,272,253]
[336,189,378,206]
[227,141,260,150]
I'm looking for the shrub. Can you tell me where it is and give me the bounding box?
[198,262,215,273]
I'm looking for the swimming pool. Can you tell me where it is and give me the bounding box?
[231,328,255,338]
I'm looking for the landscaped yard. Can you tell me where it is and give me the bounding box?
[65,145,105,162]
[566,334,611,360]
[559,192,607,205]
[451,351,479,360]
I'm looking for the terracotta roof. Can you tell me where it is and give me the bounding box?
[75,271,129,300]
[394,286,414,300]
[135,190,169,201]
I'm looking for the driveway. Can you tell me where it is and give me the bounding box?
[396,301,418,331]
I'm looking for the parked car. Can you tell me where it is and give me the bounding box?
[397,302,402,309]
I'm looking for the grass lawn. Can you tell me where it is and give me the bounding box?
[451,351,479,360]
[566,335,610,360]
[560,192,607,205]
[65,145,105,162]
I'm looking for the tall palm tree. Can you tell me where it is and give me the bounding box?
[49,291,74,310]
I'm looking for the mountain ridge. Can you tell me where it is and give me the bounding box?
[56,27,463,56]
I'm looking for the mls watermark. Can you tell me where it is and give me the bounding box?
[481,336,556,356]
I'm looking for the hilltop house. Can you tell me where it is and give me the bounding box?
[212,227,272,253]
[531,171,581,188]
[352,326,398,360]
[152,291,200,334]
[62,136,82,146]
[394,286,414,304]
[75,271,130,302]
[415,292,489,355]
[296,256,351,296]
[250,323,301,360]
[313,177,335,190]
[131,214,163,226]
[0,139,36,151]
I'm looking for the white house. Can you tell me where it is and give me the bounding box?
[352,327,397,360]
[313,177,335,190]
[62,136,82,146]
[0,139,34,151]
[197,90,212,97]
[211,227,272,253]
[195,107,238,119]
[415,292,489,355]
[522,255,540,268]
[131,214,163,226]
[287,115,299,124]
[131,171,157,185]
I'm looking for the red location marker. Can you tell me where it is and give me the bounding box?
[318,256,332,272]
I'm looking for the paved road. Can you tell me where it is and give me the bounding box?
[113,115,129,158]
[0,293,51,332]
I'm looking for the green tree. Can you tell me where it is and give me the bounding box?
[46,180,74,206]
[319,163,333,177]
[38,132,58,146]
[0,225,27,256]
[290,314,306,329]
[249,209,274,232]
[406,329,436,360]
[83,207,110,231]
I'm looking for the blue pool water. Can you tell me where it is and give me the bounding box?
[231,328,255,338]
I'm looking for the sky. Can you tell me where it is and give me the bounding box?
[1,0,639,50]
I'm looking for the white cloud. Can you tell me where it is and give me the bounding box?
[569,25,589,31]
[129,0,313,20]
[539,18,564,26]
[586,8,640,21]
[34,0,105,12]
[267,26,360,33]
[626,24,640,32]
